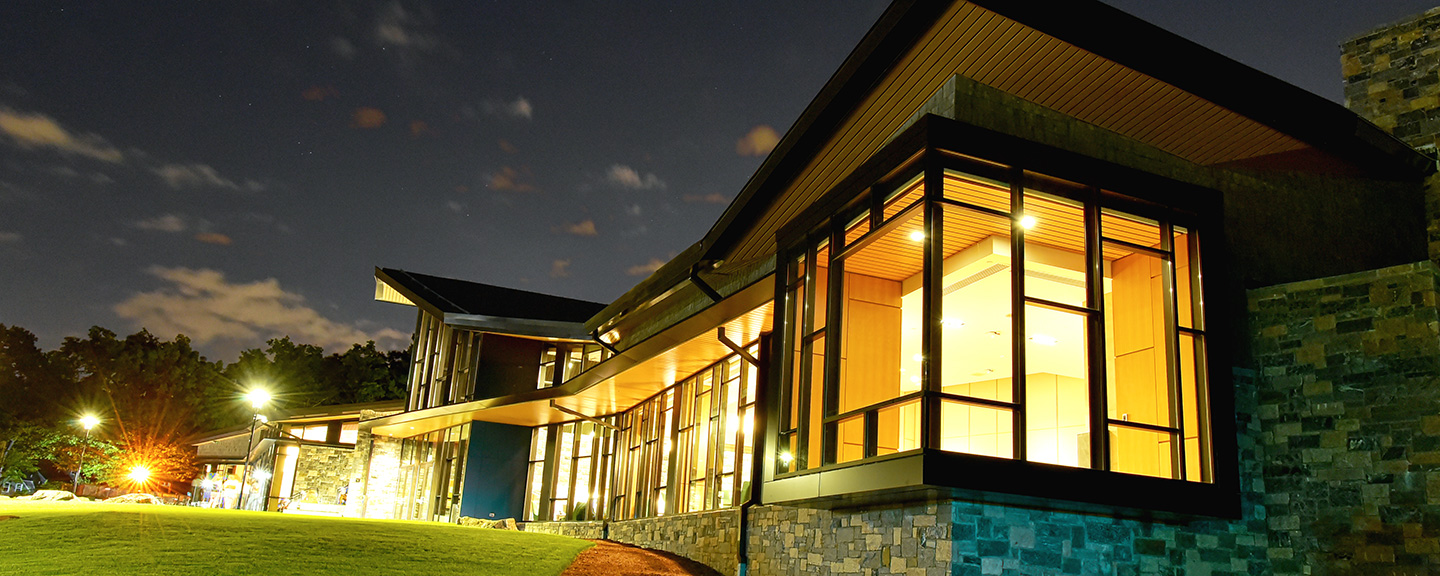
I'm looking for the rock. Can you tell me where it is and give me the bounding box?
[23,490,75,501]
[104,493,160,505]
[458,516,518,530]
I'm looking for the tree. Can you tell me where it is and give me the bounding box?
[55,327,228,485]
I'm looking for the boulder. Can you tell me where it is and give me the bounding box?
[458,516,518,530]
[23,490,75,501]
[104,493,160,505]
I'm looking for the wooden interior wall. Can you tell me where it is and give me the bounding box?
[1108,250,1171,477]
[838,271,904,463]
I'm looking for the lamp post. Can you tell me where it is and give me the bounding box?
[72,414,99,494]
[236,389,269,510]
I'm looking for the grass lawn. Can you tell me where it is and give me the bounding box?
[0,500,592,576]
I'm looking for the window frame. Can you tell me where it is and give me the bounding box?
[763,115,1237,518]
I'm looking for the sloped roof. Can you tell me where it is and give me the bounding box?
[590,0,1431,336]
[376,267,606,325]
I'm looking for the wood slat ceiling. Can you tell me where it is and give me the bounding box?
[727,0,1308,263]
[841,178,1179,283]
[553,302,773,417]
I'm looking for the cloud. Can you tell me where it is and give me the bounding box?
[375,2,438,53]
[446,200,465,213]
[626,258,667,277]
[555,219,597,236]
[152,163,264,191]
[409,120,429,138]
[114,267,408,352]
[0,107,124,162]
[550,259,571,278]
[736,125,780,157]
[330,37,357,59]
[683,193,728,204]
[0,231,20,244]
[482,97,533,120]
[607,165,665,190]
[49,165,113,184]
[301,86,340,101]
[498,139,518,154]
[193,232,233,246]
[487,166,536,192]
[352,107,388,129]
[132,214,188,233]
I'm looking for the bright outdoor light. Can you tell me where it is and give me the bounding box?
[79,414,100,431]
[128,465,150,484]
[253,470,271,482]
[246,389,271,409]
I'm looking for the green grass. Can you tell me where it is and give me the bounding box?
[0,500,592,576]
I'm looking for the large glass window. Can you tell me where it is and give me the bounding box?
[524,339,760,522]
[779,154,1211,483]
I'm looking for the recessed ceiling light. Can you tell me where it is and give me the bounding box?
[1019,215,1037,229]
[909,230,925,242]
[1029,334,1058,346]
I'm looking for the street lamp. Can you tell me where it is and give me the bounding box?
[72,414,100,494]
[236,389,269,510]
[128,465,150,485]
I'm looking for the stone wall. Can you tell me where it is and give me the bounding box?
[521,520,606,539]
[1250,260,1440,575]
[291,445,358,505]
[610,509,742,576]
[357,430,404,519]
[747,493,1269,576]
[1343,8,1440,152]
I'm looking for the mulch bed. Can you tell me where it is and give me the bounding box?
[560,540,723,576]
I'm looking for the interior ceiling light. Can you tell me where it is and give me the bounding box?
[909,230,925,242]
[1029,334,1059,346]
[1019,215,1037,229]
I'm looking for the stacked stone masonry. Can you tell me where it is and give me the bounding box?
[1250,260,1440,575]
[290,445,358,506]
[1342,7,1440,151]
[522,520,606,539]
[609,509,741,576]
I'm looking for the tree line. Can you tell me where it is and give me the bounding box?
[0,324,410,492]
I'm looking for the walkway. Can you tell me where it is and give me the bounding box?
[561,540,722,576]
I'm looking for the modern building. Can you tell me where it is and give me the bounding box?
[350,2,1440,575]
[193,399,402,514]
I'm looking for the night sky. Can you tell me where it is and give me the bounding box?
[2,1,1435,361]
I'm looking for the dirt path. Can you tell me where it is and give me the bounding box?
[560,540,723,576]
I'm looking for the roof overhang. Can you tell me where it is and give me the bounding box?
[375,267,597,340]
[368,274,774,436]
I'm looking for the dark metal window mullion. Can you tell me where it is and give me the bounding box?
[665,390,680,515]
[1160,220,1185,481]
[1188,230,1214,482]
[923,152,944,452]
[1010,170,1027,462]
[823,223,845,467]
[1084,193,1110,472]
[796,242,819,471]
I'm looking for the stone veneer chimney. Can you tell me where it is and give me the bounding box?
[1342,8,1440,262]
[1342,7,1440,155]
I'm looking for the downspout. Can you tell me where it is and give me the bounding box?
[730,332,771,576]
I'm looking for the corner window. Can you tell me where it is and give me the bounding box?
[780,155,1211,483]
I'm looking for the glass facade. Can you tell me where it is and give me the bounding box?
[524,340,760,521]
[779,153,1211,483]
